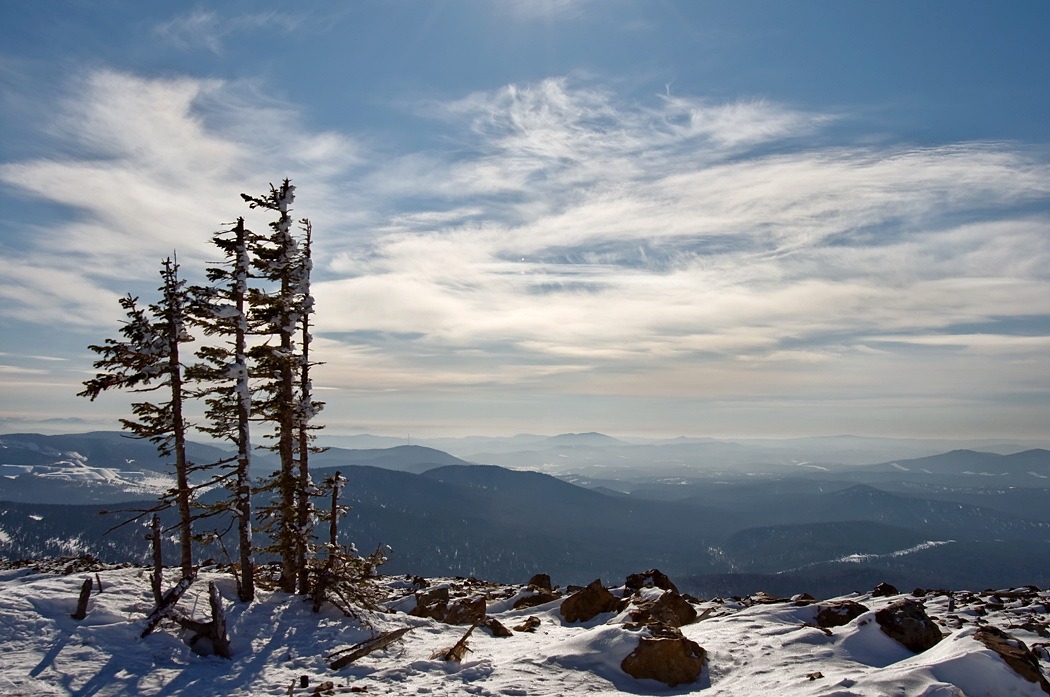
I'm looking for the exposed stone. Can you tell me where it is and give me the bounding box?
[482,616,513,638]
[625,569,678,594]
[512,616,541,633]
[629,591,698,629]
[875,599,943,653]
[814,601,869,629]
[527,573,553,591]
[872,582,900,597]
[409,589,485,625]
[560,579,622,623]
[621,636,706,686]
[748,591,788,605]
[974,626,1050,695]
[445,596,486,625]
[513,588,561,610]
[792,593,817,605]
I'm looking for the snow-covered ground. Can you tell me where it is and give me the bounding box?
[0,562,1048,696]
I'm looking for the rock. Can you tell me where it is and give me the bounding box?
[513,588,561,610]
[748,591,788,605]
[621,636,706,686]
[512,616,541,633]
[445,596,486,625]
[814,601,869,629]
[875,599,943,653]
[527,573,553,591]
[409,589,485,625]
[912,587,927,597]
[625,569,678,594]
[482,616,513,638]
[560,579,622,623]
[974,626,1050,695]
[872,582,900,597]
[629,591,698,629]
[792,593,817,605]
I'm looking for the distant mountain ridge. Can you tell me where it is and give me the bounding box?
[867,448,1050,479]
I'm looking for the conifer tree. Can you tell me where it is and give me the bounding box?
[294,219,325,594]
[79,258,196,580]
[187,217,257,602]
[241,179,310,593]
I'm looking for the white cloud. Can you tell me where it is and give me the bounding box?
[153,9,301,55]
[2,71,1048,421]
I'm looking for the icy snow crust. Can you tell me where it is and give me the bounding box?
[0,567,1048,696]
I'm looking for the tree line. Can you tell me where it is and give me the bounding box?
[78,179,349,605]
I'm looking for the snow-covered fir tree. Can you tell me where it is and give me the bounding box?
[79,257,197,580]
[186,217,258,602]
[241,179,319,593]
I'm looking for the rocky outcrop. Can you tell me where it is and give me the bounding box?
[527,573,553,591]
[628,591,698,629]
[621,635,706,686]
[513,587,562,610]
[875,599,943,653]
[625,569,678,594]
[560,579,623,623]
[410,589,485,625]
[814,600,869,629]
[974,626,1050,695]
[872,582,900,597]
[482,616,513,638]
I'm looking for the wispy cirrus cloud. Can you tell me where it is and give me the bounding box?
[2,71,1048,432]
[153,9,303,55]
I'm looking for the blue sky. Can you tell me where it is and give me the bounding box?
[2,1,1049,440]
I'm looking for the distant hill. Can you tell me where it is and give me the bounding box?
[308,444,471,474]
[864,448,1050,482]
[0,432,236,504]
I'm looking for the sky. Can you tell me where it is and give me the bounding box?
[1,0,1049,440]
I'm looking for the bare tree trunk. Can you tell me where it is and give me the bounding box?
[209,581,231,658]
[150,513,163,603]
[71,578,93,620]
[232,219,255,603]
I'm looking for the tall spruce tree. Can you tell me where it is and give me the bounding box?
[187,217,258,602]
[294,219,325,594]
[79,258,196,580]
[241,179,311,593]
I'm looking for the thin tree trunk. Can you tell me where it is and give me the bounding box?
[150,513,163,603]
[171,335,194,580]
[278,280,297,593]
[232,219,255,602]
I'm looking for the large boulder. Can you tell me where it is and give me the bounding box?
[409,589,485,625]
[513,587,562,610]
[871,582,900,597]
[814,600,869,629]
[527,573,553,591]
[974,626,1050,695]
[444,596,486,625]
[621,636,706,686]
[625,569,678,594]
[875,599,943,653]
[629,591,698,629]
[560,579,622,623]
